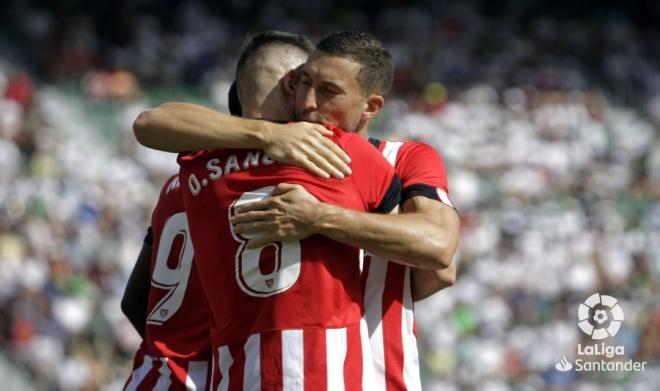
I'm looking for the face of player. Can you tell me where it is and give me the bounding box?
[295,50,369,132]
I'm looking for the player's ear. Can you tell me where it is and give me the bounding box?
[281,69,298,97]
[362,95,384,119]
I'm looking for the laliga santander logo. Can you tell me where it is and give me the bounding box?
[555,293,646,372]
[577,293,624,340]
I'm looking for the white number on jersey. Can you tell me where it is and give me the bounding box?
[147,212,195,325]
[229,186,302,297]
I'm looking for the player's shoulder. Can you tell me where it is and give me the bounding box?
[366,137,441,163]
[328,125,380,156]
[390,139,444,164]
[156,174,183,203]
[366,137,433,153]
[150,174,185,223]
[399,139,437,154]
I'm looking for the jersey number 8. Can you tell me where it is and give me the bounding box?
[229,186,302,297]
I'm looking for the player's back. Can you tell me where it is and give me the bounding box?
[178,127,400,389]
[124,175,212,391]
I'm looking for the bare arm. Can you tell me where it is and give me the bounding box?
[121,241,152,338]
[232,184,460,271]
[133,103,351,178]
[402,196,459,301]
[412,261,456,301]
[133,103,271,152]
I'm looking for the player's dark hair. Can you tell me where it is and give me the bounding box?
[228,81,242,116]
[235,30,315,82]
[316,30,394,96]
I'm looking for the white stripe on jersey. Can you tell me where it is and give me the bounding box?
[359,318,376,391]
[359,249,365,273]
[326,327,347,391]
[217,346,233,391]
[213,326,367,390]
[154,357,172,391]
[186,361,209,391]
[437,188,454,207]
[282,330,304,390]
[382,141,404,166]
[401,268,422,391]
[243,334,261,391]
[362,139,423,390]
[125,355,153,391]
[363,256,388,390]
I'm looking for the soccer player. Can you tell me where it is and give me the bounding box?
[134,31,460,389]
[241,31,460,391]
[121,174,212,390]
[121,33,352,391]
[178,31,401,389]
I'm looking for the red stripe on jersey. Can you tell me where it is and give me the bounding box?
[360,252,372,299]
[382,263,406,390]
[228,341,246,391]
[168,360,188,390]
[124,346,210,391]
[344,323,364,391]
[304,329,327,391]
[361,139,444,390]
[124,347,148,391]
[211,347,221,391]
[149,359,164,389]
[260,330,284,390]
[211,324,368,390]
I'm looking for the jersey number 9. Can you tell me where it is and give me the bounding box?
[147,212,195,325]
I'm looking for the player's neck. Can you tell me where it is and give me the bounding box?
[244,109,288,122]
[247,102,291,123]
[355,125,369,139]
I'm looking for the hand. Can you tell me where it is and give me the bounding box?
[263,122,352,179]
[231,183,321,248]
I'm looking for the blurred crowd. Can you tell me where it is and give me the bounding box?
[1,0,659,390]
[399,87,660,390]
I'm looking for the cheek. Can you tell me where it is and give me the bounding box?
[326,102,364,130]
[293,86,306,107]
[326,104,348,121]
[312,99,339,121]
[341,100,364,122]
[326,98,360,119]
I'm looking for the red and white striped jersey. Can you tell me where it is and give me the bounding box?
[125,345,211,391]
[363,139,454,391]
[124,175,212,391]
[208,320,375,391]
[178,126,401,389]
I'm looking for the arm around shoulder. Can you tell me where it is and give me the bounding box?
[132,102,268,152]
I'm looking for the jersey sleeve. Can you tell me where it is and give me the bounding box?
[337,131,401,213]
[396,141,453,207]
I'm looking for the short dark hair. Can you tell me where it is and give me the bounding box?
[228,81,242,116]
[235,30,315,82]
[316,30,394,96]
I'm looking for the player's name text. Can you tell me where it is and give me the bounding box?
[188,151,275,196]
